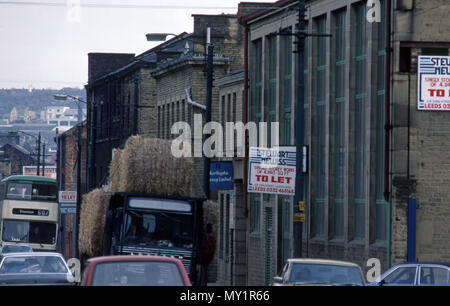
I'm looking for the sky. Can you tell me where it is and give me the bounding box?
[0,0,274,90]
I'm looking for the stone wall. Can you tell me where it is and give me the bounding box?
[391,0,450,264]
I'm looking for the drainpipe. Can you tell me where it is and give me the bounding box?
[185,86,207,111]
[385,0,393,268]
[240,21,249,217]
[88,88,96,190]
[134,71,140,135]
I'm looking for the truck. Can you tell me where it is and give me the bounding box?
[77,136,216,286]
[101,192,207,285]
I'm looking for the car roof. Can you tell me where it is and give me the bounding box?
[0,244,32,249]
[0,252,63,257]
[392,262,450,268]
[86,255,185,265]
[286,258,361,267]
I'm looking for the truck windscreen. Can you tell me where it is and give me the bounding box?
[122,210,193,249]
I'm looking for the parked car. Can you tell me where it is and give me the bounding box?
[0,244,33,255]
[0,252,75,285]
[273,258,365,286]
[369,262,450,286]
[80,255,191,286]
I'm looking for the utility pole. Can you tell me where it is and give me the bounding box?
[36,132,41,176]
[293,0,306,258]
[203,27,213,199]
[271,1,331,258]
[42,142,46,176]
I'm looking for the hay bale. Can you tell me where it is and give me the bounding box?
[109,135,193,196]
[107,148,122,192]
[78,188,111,257]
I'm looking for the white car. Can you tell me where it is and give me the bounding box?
[0,252,75,285]
[0,244,33,255]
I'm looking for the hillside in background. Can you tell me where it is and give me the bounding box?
[0,87,86,119]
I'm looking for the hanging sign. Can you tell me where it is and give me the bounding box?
[247,146,296,195]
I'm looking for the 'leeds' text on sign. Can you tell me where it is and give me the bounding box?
[418,56,450,110]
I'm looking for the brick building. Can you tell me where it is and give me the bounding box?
[56,122,87,259]
[0,143,33,176]
[239,0,450,285]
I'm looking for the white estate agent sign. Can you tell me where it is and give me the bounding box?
[248,146,296,196]
[418,55,450,110]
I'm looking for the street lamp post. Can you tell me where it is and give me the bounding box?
[53,94,84,124]
[146,33,177,41]
[53,94,86,258]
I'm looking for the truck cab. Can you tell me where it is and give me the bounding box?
[103,192,205,285]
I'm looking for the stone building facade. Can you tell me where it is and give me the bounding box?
[240,0,450,286]
[85,49,163,189]
[151,14,244,198]
[390,0,450,264]
[214,70,247,285]
[83,14,246,283]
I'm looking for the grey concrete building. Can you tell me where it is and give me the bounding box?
[240,0,450,286]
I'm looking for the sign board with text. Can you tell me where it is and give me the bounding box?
[209,162,233,190]
[59,191,77,215]
[418,55,450,110]
[59,191,77,204]
[23,166,57,179]
[247,146,296,196]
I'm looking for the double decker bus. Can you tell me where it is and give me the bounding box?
[0,175,59,251]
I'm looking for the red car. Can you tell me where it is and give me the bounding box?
[80,255,191,286]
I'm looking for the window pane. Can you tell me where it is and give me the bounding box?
[420,267,450,285]
[353,3,367,240]
[384,267,417,285]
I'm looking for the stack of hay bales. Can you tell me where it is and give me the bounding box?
[79,135,195,257]
[78,188,111,258]
[108,136,193,196]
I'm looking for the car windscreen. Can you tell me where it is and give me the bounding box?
[289,263,364,285]
[0,255,68,274]
[91,261,185,286]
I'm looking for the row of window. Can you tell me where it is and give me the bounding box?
[249,1,389,245]
[157,100,191,140]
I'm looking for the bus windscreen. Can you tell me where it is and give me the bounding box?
[2,220,57,245]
